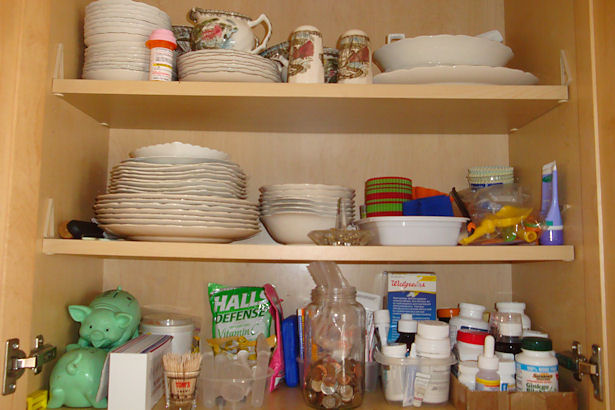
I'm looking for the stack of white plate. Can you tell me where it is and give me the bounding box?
[178,50,282,82]
[108,158,248,199]
[95,193,259,242]
[94,142,259,242]
[83,0,171,80]
[259,184,355,244]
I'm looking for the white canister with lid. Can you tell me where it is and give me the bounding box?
[449,303,489,348]
[455,329,488,361]
[141,313,195,354]
[496,301,531,330]
[414,320,452,404]
[515,337,558,392]
[523,329,549,338]
[458,360,479,390]
[381,343,409,402]
[417,320,449,339]
[415,320,450,359]
[498,359,516,391]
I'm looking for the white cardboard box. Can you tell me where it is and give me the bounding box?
[97,334,172,410]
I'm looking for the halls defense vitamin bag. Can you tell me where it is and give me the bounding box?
[208,283,272,340]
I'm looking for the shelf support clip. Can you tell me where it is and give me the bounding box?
[43,198,55,239]
[560,49,572,87]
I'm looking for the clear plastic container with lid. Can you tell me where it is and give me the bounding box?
[515,337,558,392]
[496,302,531,330]
[448,303,489,348]
[375,349,456,405]
[140,312,194,354]
[302,287,366,409]
[494,313,523,360]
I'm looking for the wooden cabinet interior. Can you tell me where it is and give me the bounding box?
[27,0,601,407]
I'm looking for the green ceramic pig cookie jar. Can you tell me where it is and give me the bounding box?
[67,287,141,351]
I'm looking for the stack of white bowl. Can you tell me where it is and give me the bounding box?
[83,0,171,80]
[94,142,259,243]
[259,184,355,244]
[178,50,282,82]
[372,31,538,85]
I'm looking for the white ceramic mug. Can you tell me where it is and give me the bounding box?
[287,25,324,83]
[337,29,372,84]
[188,8,272,54]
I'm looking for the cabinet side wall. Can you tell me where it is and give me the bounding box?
[26,0,109,393]
[506,0,599,407]
[590,0,615,405]
[0,1,52,407]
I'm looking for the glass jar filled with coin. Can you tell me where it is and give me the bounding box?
[302,286,366,409]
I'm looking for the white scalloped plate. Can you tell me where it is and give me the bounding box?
[130,142,229,160]
[100,223,259,243]
[373,65,539,85]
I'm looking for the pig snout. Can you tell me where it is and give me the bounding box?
[89,331,106,347]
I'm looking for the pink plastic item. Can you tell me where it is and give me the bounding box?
[147,29,177,46]
[264,284,285,392]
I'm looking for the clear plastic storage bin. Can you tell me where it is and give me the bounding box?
[198,368,274,408]
[374,351,456,406]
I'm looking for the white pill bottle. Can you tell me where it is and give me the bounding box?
[515,337,559,392]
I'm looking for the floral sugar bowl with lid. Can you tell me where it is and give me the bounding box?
[188,8,272,54]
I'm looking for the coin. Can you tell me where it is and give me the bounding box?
[310,365,325,381]
[311,379,322,393]
[336,372,352,385]
[339,384,354,402]
[321,375,337,395]
[321,395,340,409]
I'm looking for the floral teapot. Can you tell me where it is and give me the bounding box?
[188,8,272,54]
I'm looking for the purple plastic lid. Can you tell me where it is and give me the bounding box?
[147,29,177,45]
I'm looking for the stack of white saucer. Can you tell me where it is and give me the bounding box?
[178,50,282,82]
[83,0,171,80]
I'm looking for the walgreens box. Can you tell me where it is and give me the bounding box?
[386,272,436,343]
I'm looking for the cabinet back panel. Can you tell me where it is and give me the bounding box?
[103,260,511,340]
[107,130,509,203]
[150,0,504,61]
[104,130,511,338]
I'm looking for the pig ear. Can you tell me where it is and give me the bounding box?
[68,305,92,323]
[115,313,132,329]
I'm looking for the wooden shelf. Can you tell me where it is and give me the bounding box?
[52,79,568,134]
[42,239,574,263]
[149,385,455,410]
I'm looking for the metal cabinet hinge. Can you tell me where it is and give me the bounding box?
[556,341,603,401]
[2,335,56,395]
